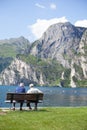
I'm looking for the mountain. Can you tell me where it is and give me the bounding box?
[30,22,86,67]
[0,36,30,74]
[0,36,30,58]
[0,22,87,87]
[28,22,87,87]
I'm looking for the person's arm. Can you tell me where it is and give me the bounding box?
[27,89,31,93]
[38,90,42,93]
[37,88,42,93]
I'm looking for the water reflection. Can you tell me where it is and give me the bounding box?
[42,87,87,107]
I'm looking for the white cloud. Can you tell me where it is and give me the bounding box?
[28,17,68,40]
[50,3,56,10]
[35,3,45,9]
[75,20,87,28]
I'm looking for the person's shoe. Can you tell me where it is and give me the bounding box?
[11,107,15,111]
[29,107,32,110]
[33,108,37,111]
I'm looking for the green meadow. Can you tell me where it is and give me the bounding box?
[0,107,87,130]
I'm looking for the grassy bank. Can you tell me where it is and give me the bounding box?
[0,107,87,130]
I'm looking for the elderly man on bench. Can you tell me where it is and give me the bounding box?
[27,83,42,110]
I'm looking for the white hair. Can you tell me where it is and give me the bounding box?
[29,83,34,88]
[19,83,24,87]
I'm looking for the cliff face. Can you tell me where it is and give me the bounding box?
[79,30,87,79]
[70,30,87,87]
[0,59,45,86]
[0,22,87,87]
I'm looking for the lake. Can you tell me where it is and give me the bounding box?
[0,86,87,108]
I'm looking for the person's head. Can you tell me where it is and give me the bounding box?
[29,83,34,88]
[19,83,24,87]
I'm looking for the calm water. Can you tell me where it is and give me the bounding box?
[0,86,87,108]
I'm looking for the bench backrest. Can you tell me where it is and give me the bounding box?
[6,92,44,102]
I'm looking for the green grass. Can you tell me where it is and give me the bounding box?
[0,107,87,130]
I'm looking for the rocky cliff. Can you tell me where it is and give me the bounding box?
[0,59,45,86]
[70,30,87,87]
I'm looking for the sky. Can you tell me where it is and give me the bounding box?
[0,0,87,42]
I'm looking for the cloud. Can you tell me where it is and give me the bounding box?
[75,20,87,28]
[50,3,57,10]
[28,17,68,40]
[35,3,45,9]
[35,3,57,10]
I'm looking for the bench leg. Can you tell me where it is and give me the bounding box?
[11,103,15,110]
[34,102,37,110]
